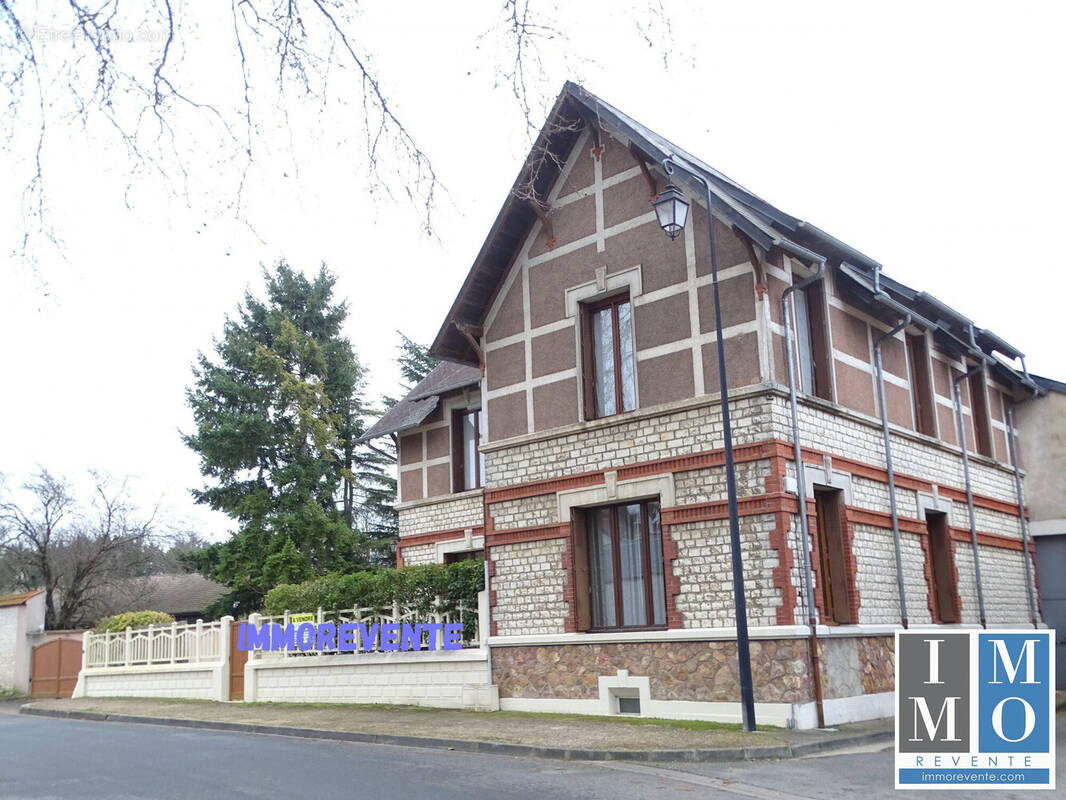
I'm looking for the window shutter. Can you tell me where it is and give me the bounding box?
[580,308,597,420]
[570,509,592,631]
[451,411,464,492]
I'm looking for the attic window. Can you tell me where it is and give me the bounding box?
[581,293,636,420]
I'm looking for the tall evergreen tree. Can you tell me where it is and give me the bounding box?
[183,263,389,614]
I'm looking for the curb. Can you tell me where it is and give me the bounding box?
[18,705,893,762]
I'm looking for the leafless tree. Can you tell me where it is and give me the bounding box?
[0,469,163,629]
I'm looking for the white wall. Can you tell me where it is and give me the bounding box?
[0,592,46,695]
[246,649,498,710]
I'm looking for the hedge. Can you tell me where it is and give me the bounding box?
[94,610,176,633]
[264,560,484,620]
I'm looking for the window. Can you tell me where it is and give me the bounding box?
[451,408,484,491]
[444,549,484,565]
[571,499,665,630]
[967,369,993,457]
[814,488,854,624]
[906,333,936,436]
[792,281,832,401]
[581,293,636,419]
[925,511,959,624]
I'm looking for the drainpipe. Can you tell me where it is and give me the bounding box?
[953,360,988,628]
[781,250,826,729]
[1005,403,1040,628]
[873,314,912,628]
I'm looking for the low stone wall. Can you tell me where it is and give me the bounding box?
[490,632,895,729]
[77,663,225,701]
[246,649,498,710]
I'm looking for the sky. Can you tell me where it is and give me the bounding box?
[2,1,1064,542]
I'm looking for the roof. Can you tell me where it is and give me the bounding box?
[359,361,481,442]
[0,588,44,608]
[426,82,1035,393]
[1032,374,1066,395]
[123,574,227,616]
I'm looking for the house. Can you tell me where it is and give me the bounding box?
[0,589,45,695]
[98,574,229,624]
[1014,375,1066,687]
[362,82,1042,728]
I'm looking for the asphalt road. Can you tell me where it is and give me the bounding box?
[0,710,1061,799]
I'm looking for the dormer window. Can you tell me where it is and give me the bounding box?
[581,293,636,420]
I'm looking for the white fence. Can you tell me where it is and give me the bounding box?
[84,619,224,668]
[248,599,479,659]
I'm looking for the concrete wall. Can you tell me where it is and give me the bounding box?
[0,592,45,695]
[78,664,222,700]
[1015,388,1066,530]
[246,649,498,710]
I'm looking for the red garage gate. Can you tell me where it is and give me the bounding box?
[30,638,82,698]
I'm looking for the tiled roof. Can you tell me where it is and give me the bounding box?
[0,588,44,607]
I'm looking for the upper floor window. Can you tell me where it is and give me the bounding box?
[792,281,832,401]
[581,293,636,419]
[906,333,937,437]
[452,408,485,491]
[572,499,665,631]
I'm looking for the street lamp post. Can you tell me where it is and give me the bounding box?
[653,156,757,732]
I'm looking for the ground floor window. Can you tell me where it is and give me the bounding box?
[443,549,484,565]
[574,499,666,630]
[925,511,959,623]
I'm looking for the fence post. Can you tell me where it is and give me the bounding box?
[170,621,178,664]
[218,615,234,702]
[477,589,489,648]
[72,630,92,698]
[124,627,132,667]
[194,619,202,663]
[147,624,155,665]
[104,630,111,667]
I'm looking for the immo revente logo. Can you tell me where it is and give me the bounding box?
[895,630,1056,790]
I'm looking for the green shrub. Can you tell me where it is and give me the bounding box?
[94,610,176,633]
[264,560,484,621]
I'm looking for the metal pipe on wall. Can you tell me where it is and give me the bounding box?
[873,315,912,628]
[1005,404,1040,628]
[953,362,988,628]
[781,254,826,729]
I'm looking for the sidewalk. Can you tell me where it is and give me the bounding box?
[21,698,892,762]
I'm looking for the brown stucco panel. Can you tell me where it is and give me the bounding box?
[634,292,691,350]
[486,342,527,391]
[880,335,907,378]
[835,361,876,416]
[604,222,687,294]
[528,245,599,328]
[697,272,756,333]
[885,382,912,429]
[400,469,423,503]
[425,426,450,460]
[559,141,595,196]
[767,276,789,325]
[530,193,596,259]
[532,379,579,432]
[639,350,695,407]
[531,325,577,378]
[702,333,761,391]
[931,352,952,397]
[600,137,636,179]
[399,432,423,465]
[691,204,751,276]
[938,404,958,446]
[486,276,525,343]
[830,307,870,362]
[602,175,653,229]
[426,463,451,498]
[487,391,528,441]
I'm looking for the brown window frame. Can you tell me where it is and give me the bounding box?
[571,498,666,632]
[451,408,483,492]
[792,280,833,402]
[924,511,959,624]
[906,333,937,437]
[581,292,636,421]
[967,369,994,458]
[813,487,855,624]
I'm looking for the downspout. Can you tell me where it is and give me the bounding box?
[873,314,912,628]
[953,359,988,628]
[781,249,826,729]
[1005,402,1040,628]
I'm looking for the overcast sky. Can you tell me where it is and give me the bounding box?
[2,1,1064,541]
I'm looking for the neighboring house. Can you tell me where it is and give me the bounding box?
[1015,375,1066,687]
[0,589,45,694]
[363,83,1041,728]
[98,574,228,624]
